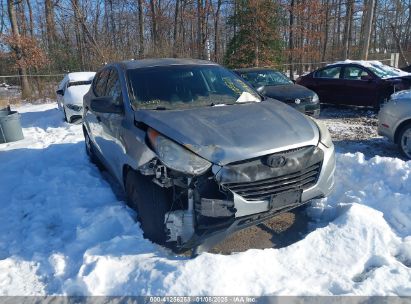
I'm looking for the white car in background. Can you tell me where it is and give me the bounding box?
[378,90,411,159]
[56,72,95,123]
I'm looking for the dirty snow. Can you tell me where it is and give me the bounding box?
[0,103,411,296]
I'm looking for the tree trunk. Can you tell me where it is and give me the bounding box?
[149,0,158,54]
[45,0,56,51]
[288,0,294,79]
[173,0,179,57]
[138,0,144,58]
[391,24,409,66]
[197,0,203,58]
[321,0,329,62]
[213,0,222,62]
[7,0,31,98]
[361,0,375,60]
[26,0,34,37]
[342,0,353,59]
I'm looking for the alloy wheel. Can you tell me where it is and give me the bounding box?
[400,127,411,159]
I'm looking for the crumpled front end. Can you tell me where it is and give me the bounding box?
[152,143,335,252]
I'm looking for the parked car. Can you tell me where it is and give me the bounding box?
[378,90,411,159]
[296,60,411,108]
[233,68,320,117]
[82,58,336,253]
[56,72,96,122]
[401,65,411,73]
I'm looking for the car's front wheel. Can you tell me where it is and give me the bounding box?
[399,123,411,159]
[125,170,171,245]
[84,128,100,165]
[63,106,70,123]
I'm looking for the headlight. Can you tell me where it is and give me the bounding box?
[311,93,319,103]
[66,104,82,111]
[309,118,333,148]
[148,128,212,176]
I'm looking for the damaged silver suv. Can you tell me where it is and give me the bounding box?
[82,58,336,253]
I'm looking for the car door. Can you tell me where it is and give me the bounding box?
[84,67,111,157]
[341,65,379,106]
[92,67,126,181]
[311,65,344,104]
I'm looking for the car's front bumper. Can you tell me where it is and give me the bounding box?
[291,102,321,118]
[64,104,84,122]
[377,107,396,142]
[176,143,336,252]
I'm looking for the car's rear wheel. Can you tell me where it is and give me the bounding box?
[399,123,411,159]
[125,170,170,245]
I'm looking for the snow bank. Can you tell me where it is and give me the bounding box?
[0,104,410,296]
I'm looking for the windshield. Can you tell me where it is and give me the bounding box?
[368,64,401,78]
[127,65,261,110]
[239,70,293,87]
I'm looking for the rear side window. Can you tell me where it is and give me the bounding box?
[105,69,123,106]
[93,69,110,96]
[315,66,341,79]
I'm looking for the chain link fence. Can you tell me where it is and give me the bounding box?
[0,74,64,108]
[0,53,400,108]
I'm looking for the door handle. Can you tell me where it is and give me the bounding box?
[96,116,101,122]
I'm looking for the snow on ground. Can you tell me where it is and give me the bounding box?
[0,103,411,296]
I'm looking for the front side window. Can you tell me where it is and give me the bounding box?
[240,70,293,87]
[343,66,372,80]
[105,69,123,106]
[127,65,261,110]
[93,69,110,97]
[315,66,341,79]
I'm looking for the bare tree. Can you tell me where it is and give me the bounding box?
[7,0,31,97]
[45,0,56,51]
[361,0,375,60]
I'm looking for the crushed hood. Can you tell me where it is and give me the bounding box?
[135,100,319,165]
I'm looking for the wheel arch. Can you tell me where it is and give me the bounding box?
[394,118,411,144]
[122,164,135,188]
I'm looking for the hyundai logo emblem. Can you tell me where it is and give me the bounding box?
[265,155,288,168]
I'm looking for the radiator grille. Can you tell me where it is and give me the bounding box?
[223,162,321,201]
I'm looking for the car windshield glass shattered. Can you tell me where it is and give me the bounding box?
[241,70,293,87]
[127,65,261,110]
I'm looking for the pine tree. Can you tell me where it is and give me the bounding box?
[224,0,283,68]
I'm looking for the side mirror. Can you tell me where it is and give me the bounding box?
[56,89,64,96]
[256,86,265,93]
[90,96,123,114]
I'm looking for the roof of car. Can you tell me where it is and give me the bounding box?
[233,67,279,73]
[117,58,218,70]
[66,72,96,82]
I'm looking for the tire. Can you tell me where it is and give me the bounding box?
[84,128,101,165]
[125,170,170,245]
[398,123,411,159]
[63,106,70,123]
